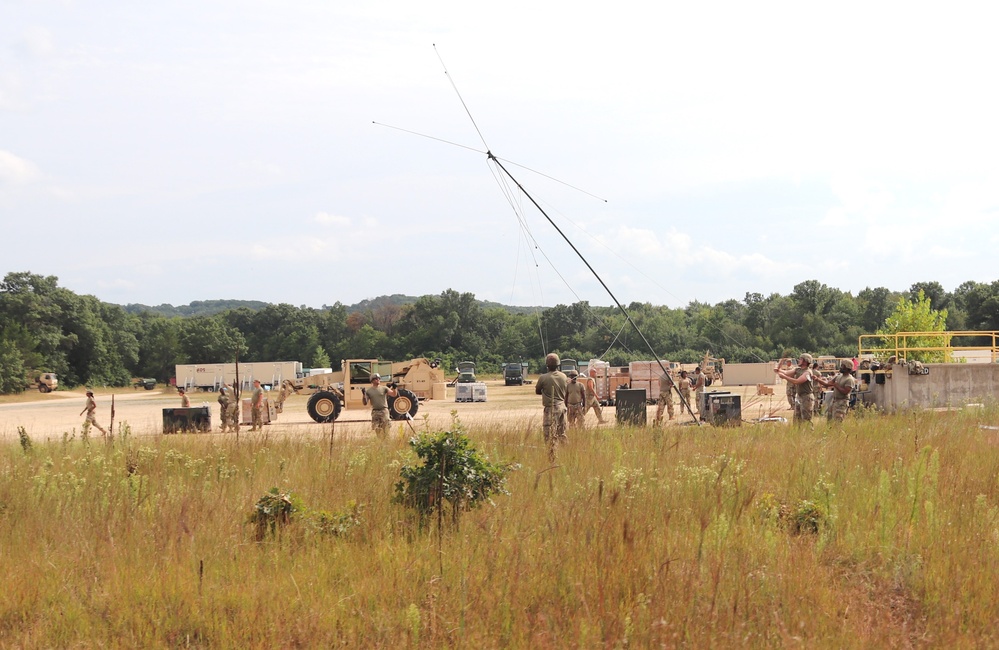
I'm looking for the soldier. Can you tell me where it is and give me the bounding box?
[780,359,796,410]
[535,353,568,455]
[654,369,676,424]
[179,387,191,408]
[818,360,857,422]
[810,361,824,415]
[217,386,231,432]
[565,370,587,428]
[691,366,707,418]
[79,390,108,436]
[583,368,607,424]
[677,370,693,412]
[362,373,397,438]
[229,388,241,433]
[250,379,264,431]
[275,380,293,414]
[776,353,815,425]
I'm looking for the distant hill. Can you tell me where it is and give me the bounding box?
[122,299,270,317]
[122,294,542,317]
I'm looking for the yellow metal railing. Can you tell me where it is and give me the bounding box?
[858,331,999,363]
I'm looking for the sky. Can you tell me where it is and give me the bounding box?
[3,1,998,311]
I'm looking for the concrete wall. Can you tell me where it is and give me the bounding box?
[870,363,999,411]
[723,362,778,387]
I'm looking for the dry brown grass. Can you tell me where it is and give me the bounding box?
[0,403,998,647]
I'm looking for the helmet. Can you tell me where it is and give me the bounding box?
[840,360,853,372]
[371,373,381,380]
[567,370,578,378]
[799,353,813,364]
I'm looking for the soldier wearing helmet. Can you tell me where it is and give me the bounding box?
[565,369,586,428]
[535,353,568,457]
[817,359,857,422]
[362,373,398,438]
[775,354,815,425]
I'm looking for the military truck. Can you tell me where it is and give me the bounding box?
[504,362,528,386]
[455,361,476,383]
[27,372,58,393]
[297,358,445,423]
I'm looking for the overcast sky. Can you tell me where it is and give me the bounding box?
[3,1,997,311]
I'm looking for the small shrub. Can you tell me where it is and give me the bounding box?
[17,426,32,454]
[394,416,518,527]
[789,499,826,535]
[308,501,363,537]
[248,488,302,541]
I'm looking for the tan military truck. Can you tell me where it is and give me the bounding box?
[294,357,446,423]
[28,372,58,393]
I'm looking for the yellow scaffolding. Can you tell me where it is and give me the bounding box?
[858,331,999,363]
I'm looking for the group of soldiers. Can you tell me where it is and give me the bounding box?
[535,353,606,458]
[654,367,708,423]
[216,378,280,432]
[775,353,857,425]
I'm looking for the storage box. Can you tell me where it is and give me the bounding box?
[471,382,487,402]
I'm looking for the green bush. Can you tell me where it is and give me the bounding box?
[394,416,518,527]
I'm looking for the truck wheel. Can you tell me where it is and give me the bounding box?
[389,389,419,421]
[307,391,342,423]
[38,385,47,393]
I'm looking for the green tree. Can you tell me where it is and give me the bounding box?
[875,290,949,362]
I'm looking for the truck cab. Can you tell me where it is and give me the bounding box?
[559,359,577,375]
[504,362,527,386]
[455,361,476,384]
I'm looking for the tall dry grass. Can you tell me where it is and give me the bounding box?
[1,409,999,647]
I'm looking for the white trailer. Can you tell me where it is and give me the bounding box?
[174,361,303,392]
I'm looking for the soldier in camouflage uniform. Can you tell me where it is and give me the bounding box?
[362,373,398,438]
[565,370,586,428]
[583,369,606,424]
[776,354,814,425]
[818,360,857,422]
[218,387,231,432]
[275,380,293,414]
[536,353,568,456]
[654,370,675,424]
[79,390,108,436]
[250,380,264,431]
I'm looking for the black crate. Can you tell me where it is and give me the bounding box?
[162,407,211,434]
[705,393,741,426]
[615,388,647,426]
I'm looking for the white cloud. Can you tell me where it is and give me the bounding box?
[0,150,40,185]
[18,27,55,57]
[314,211,350,226]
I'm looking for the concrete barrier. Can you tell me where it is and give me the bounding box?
[869,363,999,411]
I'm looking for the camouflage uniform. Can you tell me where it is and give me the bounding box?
[655,373,675,423]
[828,372,857,422]
[250,382,264,431]
[678,375,693,412]
[583,373,606,424]
[565,373,586,428]
[218,389,231,432]
[536,369,568,445]
[275,381,292,414]
[180,390,191,408]
[81,393,108,436]
[792,366,814,424]
[692,369,707,416]
[363,383,392,437]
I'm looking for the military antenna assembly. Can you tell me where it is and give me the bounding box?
[378,45,700,424]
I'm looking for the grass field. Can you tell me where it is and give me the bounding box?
[1,405,998,647]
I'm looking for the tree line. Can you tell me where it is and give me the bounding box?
[2,271,997,393]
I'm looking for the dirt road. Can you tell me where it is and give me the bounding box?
[0,382,784,441]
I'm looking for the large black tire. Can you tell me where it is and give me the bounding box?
[307,391,342,423]
[388,388,419,421]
